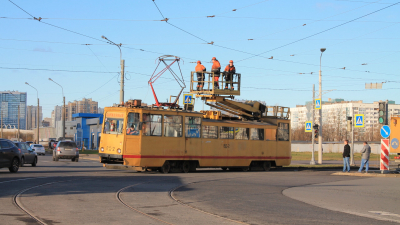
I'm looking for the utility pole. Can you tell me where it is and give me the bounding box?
[318,48,326,164]
[350,106,355,166]
[102,36,124,104]
[120,59,125,104]
[310,84,316,165]
[37,98,40,143]
[17,105,20,141]
[1,111,3,138]
[63,96,65,139]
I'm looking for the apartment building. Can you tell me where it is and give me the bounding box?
[66,98,99,121]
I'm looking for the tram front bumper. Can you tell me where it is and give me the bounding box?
[99,153,123,164]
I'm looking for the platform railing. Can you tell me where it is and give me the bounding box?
[190,71,241,96]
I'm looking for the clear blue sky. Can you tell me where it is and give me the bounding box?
[1,0,399,118]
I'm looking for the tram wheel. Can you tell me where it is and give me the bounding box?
[242,167,249,172]
[161,161,171,174]
[262,161,271,171]
[182,161,190,173]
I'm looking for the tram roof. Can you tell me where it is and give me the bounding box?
[203,119,275,126]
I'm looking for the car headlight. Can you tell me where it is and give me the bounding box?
[117,149,121,154]
[101,147,104,152]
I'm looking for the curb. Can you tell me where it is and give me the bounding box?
[332,172,400,177]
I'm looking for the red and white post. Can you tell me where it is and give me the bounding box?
[380,139,390,172]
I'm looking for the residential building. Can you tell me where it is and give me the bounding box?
[0,91,27,130]
[42,117,52,127]
[66,98,99,121]
[26,105,42,130]
[51,105,63,128]
[290,98,400,130]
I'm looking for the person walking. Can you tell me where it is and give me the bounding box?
[358,141,371,173]
[343,140,351,172]
[195,61,206,91]
[211,57,221,89]
[224,60,236,90]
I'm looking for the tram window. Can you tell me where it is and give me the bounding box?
[126,113,140,136]
[277,123,289,141]
[143,114,162,136]
[203,125,218,139]
[220,127,234,139]
[164,115,182,137]
[235,128,249,140]
[250,128,264,140]
[185,117,201,138]
[103,118,124,134]
[265,129,277,141]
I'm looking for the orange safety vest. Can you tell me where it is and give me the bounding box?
[225,65,236,73]
[212,60,221,70]
[195,64,206,72]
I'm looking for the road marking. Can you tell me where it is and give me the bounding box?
[369,211,400,218]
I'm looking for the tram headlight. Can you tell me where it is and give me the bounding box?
[101,147,104,152]
[117,149,121,154]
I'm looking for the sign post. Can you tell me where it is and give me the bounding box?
[380,125,391,139]
[183,94,193,105]
[354,114,365,128]
[315,99,321,110]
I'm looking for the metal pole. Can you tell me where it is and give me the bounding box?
[18,105,20,141]
[318,55,323,164]
[1,111,3,138]
[63,96,65,139]
[120,59,125,104]
[351,107,355,165]
[37,98,40,144]
[311,84,316,165]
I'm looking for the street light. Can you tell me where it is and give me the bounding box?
[102,35,125,104]
[8,92,20,141]
[25,82,40,144]
[49,78,65,139]
[318,48,326,164]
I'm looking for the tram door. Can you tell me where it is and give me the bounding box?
[184,116,202,156]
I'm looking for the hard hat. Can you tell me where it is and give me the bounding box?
[229,60,233,63]
[197,60,201,64]
[212,57,216,60]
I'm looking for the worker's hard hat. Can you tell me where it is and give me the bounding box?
[229,60,233,63]
[212,57,216,60]
[197,60,201,64]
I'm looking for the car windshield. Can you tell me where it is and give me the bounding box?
[33,144,42,147]
[59,142,77,148]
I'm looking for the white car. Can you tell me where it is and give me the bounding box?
[30,144,45,155]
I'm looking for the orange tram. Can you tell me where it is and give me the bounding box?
[98,100,291,173]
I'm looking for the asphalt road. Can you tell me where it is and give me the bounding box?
[0,155,399,225]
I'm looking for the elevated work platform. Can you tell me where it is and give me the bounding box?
[190,71,241,97]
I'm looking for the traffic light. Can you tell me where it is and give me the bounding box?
[347,116,352,132]
[313,124,319,138]
[378,102,388,125]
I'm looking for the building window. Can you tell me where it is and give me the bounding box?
[126,113,140,136]
[235,127,249,140]
[250,128,264,140]
[164,115,182,137]
[265,129,276,141]
[185,116,201,138]
[220,127,234,139]
[203,125,218,139]
[143,114,162,136]
[277,123,289,141]
[20,94,26,102]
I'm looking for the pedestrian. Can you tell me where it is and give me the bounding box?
[358,141,371,173]
[224,60,236,90]
[195,60,206,91]
[343,140,351,172]
[211,57,221,89]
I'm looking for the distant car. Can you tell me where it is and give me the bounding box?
[53,141,79,162]
[0,139,21,172]
[31,144,46,155]
[15,142,38,167]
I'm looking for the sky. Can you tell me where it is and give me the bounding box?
[1,0,399,118]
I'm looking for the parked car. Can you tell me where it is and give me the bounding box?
[0,139,21,172]
[31,144,46,155]
[53,141,79,162]
[14,142,37,167]
[25,141,33,146]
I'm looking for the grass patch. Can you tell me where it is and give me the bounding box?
[291,152,395,161]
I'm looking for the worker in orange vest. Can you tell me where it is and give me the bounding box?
[195,60,206,91]
[211,57,221,89]
[224,60,236,90]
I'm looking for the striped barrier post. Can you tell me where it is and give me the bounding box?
[380,139,390,171]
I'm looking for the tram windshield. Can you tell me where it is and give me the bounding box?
[104,118,124,134]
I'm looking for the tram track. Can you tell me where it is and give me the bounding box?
[13,179,71,225]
